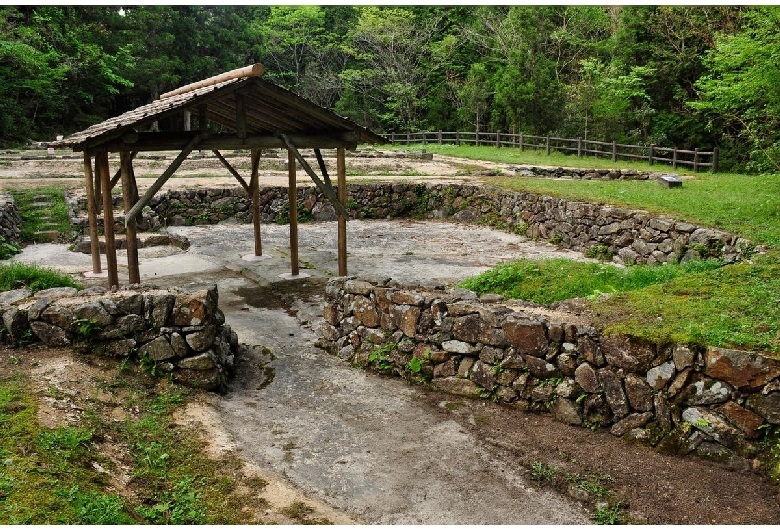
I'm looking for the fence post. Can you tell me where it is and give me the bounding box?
[546,135,551,156]
[406,131,411,146]
[496,132,501,148]
[438,131,442,145]
[694,148,700,172]
[456,131,460,146]
[673,148,678,169]
[612,140,617,162]
[422,131,426,146]
[520,133,524,151]
[476,131,480,147]
[389,132,395,144]
[649,144,655,166]
[712,147,719,173]
[577,137,582,157]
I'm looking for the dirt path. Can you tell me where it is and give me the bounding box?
[5,151,780,523]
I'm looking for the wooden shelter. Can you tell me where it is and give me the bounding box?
[52,64,386,287]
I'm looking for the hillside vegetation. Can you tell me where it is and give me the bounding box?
[2,6,780,173]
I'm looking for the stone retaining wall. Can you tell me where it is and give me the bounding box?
[511,165,671,181]
[0,193,22,245]
[70,182,755,265]
[0,283,237,391]
[319,277,780,469]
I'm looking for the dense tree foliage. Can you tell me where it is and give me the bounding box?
[1,5,778,172]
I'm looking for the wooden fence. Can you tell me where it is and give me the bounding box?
[387,131,718,173]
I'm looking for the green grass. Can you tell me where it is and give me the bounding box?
[432,144,780,355]
[0,262,81,292]
[460,256,780,354]
[9,186,73,244]
[0,359,272,524]
[460,258,723,306]
[592,258,780,353]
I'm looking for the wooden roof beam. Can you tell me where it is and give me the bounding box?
[96,131,359,153]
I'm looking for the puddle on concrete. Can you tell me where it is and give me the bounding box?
[234,277,329,311]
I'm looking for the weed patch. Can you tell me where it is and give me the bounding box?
[0,262,81,292]
[459,258,722,306]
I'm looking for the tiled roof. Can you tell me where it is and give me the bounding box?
[52,73,385,150]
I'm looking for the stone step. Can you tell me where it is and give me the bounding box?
[33,230,60,242]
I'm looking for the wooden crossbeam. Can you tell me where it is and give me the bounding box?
[97,131,358,153]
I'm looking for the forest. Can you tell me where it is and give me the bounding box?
[1,5,778,173]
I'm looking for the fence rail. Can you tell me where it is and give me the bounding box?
[386,131,718,173]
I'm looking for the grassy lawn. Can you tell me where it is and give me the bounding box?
[409,144,780,355]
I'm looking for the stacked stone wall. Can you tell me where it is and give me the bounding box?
[0,283,237,391]
[70,182,755,265]
[319,277,780,469]
[512,165,670,181]
[0,193,22,244]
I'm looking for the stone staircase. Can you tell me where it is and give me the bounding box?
[29,194,62,242]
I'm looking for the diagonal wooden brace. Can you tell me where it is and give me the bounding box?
[280,134,348,218]
[314,148,334,189]
[125,134,204,225]
[212,149,250,194]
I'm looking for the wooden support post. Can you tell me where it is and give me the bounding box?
[476,131,480,147]
[712,147,719,173]
[577,137,583,157]
[694,148,700,172]
[673,148,678,169]
[438,131,442,145]
[649,144,655,166]
[120,151,140,284]
[456,131,460,146]
[183,110,191,132]
[337,147,347,277]
[496,132,501,148]
[83,153,102,274]
[251,149,262,256]
[288,149,299,276]
[93,156,102,214]
[520,132,524,151]
[612,141,617,162]
[97,152,118,288]
[279,134,347,218]
[546,135,551,156]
